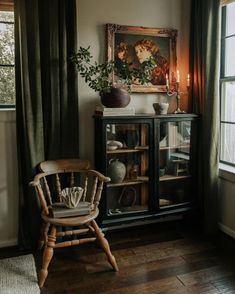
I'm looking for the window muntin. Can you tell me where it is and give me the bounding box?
[0,10,15,108]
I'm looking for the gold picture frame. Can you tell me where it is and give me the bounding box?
[106,23,177,93]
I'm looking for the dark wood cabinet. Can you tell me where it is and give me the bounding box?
[94,113,198,229]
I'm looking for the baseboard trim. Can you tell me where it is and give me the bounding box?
[0,239,18,248]
[219,222,235,239]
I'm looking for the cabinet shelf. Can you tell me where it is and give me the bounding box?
[160,145,190,150]
[107,176,149,187]
[159,174,191,181]
[107,146,149,154]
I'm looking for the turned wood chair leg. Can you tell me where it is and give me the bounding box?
[91,220,119,272]
[38,222,50,250]
[39,225,56,288]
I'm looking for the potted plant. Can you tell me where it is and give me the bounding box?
[70,46,155,108]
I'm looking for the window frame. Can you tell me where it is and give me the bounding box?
[0,10,15,109]
[220,4,235,168]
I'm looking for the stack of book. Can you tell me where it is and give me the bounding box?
[95,106,135,116]
[51,201,91,218]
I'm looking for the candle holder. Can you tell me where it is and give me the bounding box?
[165,73,190,114]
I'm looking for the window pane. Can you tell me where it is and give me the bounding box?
[225,36,235,76]
[0,22,14,64]
[0,67,15,105]
[221,82,235,123]
[226,2,235,36]
[0,11,14,22]
[220,123,235,165]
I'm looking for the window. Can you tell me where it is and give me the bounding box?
[0,10,15,108]
[220,2,235,167]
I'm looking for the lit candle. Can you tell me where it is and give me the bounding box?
[176,70,180,83]
[166,73,169,87]
[187,74,190,87]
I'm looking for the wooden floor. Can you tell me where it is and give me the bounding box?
[2,220,235,293]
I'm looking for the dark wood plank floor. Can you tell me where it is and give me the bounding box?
[1,220,235,293]
[37,221,235,294]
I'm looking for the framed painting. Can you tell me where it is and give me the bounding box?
[106,24,177,93]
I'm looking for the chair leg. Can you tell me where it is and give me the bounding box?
[91,220,119,272]
[39,225,56,288]
[38,222,50,250]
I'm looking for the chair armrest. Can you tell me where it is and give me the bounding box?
[88,170,111,183]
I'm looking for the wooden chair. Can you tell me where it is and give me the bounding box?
[30,159,118,288]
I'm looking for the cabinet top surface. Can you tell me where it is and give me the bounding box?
[93,113,199,120]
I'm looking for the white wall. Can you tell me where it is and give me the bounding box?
[76,0,191,164]
[0,111,18,247]
[219,171,235,239]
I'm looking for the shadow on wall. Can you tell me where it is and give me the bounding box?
[80,95,100,166]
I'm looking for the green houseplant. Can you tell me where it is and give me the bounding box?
[71,46,156,107]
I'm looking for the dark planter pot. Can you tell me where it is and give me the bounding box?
[101,87,130,108]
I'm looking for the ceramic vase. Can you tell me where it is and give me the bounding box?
[107,159,126,183]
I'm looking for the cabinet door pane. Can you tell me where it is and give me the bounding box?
[158,121,192,208]
[106,123,149,216]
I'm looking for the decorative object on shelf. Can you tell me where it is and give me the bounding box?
[118,186,137,208]
[153,102,169,114]
[107,158,126,183]
[165,71,190,113]
[61,187,84,208]
[107,140,123,151]
[159,198,172,206]
[124,129,139,148]
[129,164,139,180]
[71,46,155,107]
[107,23,177,93]
[171,159,189,176]
[159,167,166,177]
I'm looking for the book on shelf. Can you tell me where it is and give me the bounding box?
[51,201,91,218]
[168,124,178,147]
[95,106,135,116]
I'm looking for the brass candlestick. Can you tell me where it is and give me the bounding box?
[165,73,189,114]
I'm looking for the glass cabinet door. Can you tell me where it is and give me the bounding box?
[158,120,193,208]
[105,123,150,216]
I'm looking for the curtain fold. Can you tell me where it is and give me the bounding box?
[190,0,220,234]
[15,0,79,248]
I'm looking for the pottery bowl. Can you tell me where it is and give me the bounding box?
[153,102,169,115]
[61,186,84,208]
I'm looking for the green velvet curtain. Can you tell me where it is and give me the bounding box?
[15,0,79,248]
[190,0,220,233]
